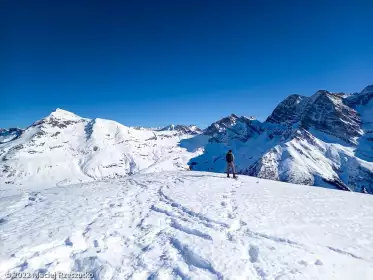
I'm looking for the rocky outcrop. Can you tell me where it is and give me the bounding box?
[159,124,201,135]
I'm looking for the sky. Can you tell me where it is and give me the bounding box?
[1,0,373,129]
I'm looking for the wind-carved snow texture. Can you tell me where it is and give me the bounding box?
[184,85,373,194]
[1,172,373,279]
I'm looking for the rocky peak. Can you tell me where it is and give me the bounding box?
[0,128,23,143]
[346,85,373,107]
[48,108,82,121]
[361,84,373,95]
[239,116,256,122]
[266,94,309,124]
[203,114,261,143]
[266,89,363,144]
[31,109,85,129]
[204,114,240,135]
[159,124,201,135]
[300,90,362,143]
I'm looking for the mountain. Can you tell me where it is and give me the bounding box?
[185,85,373,194]
[203,113,240,135]
[0,128,23,144]
[1,85,372,194]
[159,124,202,135]
[1,90,372,279]
[0,109,202,187]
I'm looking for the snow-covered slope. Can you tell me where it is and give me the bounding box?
[0,109,201,187]
[186,85,373,194]
[1,172,372,279]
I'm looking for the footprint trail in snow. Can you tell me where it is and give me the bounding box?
[1,171,373,280]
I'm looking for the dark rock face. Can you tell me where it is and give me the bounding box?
[208,116,262,143]
[268,91,362,144]
[203,114,240,135]
[32,117,81,129]
[345,85,373,108]
[0,128,23,143]
[300,91,362,144]
[266,90,362,144]
[159,124,201,135]
[266,94,309,125]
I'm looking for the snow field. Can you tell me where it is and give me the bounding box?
[1,172,372,279]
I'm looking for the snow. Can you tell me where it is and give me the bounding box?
[1,172,372,279]
[48,108,83,121]
[0,112,202,188]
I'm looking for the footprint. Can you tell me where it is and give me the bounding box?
[228,213,236,219]
[93,240,99,247]
[93,240,101,253]
[221,201,227,207]
[314,259,323,266]
[18,261,28,271]
[64,237,73,246]
[249,245,259,263]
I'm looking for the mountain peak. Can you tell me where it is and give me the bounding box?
[241,116,256,121]
[266,94,309,124]
[48,108,82,121]
[315,90,330,95]
[159,124,201,134]
[203,113,241,135]
[31,108,84,128]
[361,84,373,94]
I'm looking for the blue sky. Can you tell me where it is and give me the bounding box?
[1,0,372,129]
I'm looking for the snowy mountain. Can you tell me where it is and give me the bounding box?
[159,124,201,135]
[204,113,240,135]
[0,128,23,144]
[1,172,373,279]
[1,85,372,194]
[0,109,202,187]
[185,85,373,194]
[1,88,373,279]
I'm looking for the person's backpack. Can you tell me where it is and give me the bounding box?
[226,152,233,163]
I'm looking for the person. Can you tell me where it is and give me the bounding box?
[226,150,236,178]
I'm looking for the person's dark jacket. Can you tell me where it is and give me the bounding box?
[226,152,234,163]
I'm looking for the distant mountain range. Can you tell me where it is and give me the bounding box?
[159,124,201,135]
[1,85,372,193]
[184,85,373,194]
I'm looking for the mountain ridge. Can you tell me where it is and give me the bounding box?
[184,84,373,194]
[1,85,372,193]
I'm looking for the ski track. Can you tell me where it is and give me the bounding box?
[1,172,373,280]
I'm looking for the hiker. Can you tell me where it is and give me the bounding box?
[226,150,236,178]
